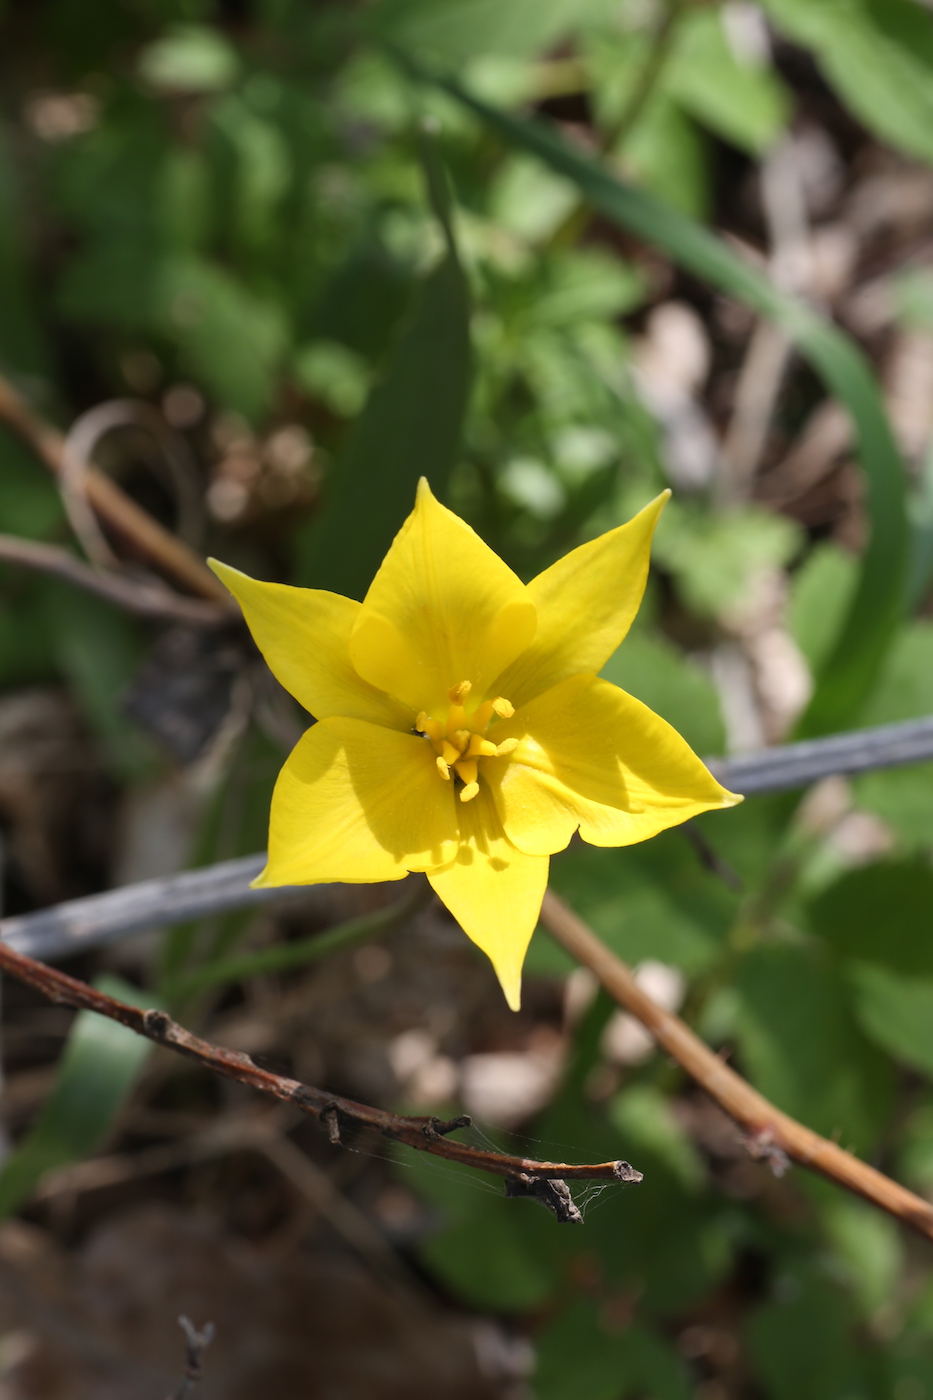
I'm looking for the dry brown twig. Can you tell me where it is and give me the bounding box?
[0,371,232,607]
[539,889,933,1243]
[0,533,229,626]
[0,937,641,1225]
[166,1315,215,1400]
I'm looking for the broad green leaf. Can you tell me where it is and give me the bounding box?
[297,147,471,597]
[747,1268,859,1400]
[852,626,933,845]
[138,24,240,93]
[403,1152,557,1310]
[734,943,891,1152]
[536,1303,690,1400]
[418,70,908,735]
[154,256,288,421]
[610,1086,704,1193]
[820,1195,902,1317]
[788,544,859,675]
[0,976,157,1219]
[762,0,933,167]
[550,836,730,977]
[371,0,615,64]
[665,8,791,156]
[847,962,933,1079]
[652,500,801,619]
[808,859,933,976]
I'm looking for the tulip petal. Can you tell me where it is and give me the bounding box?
[487,673,740,857]
[256,717,459,886]
[349,478,537,715]
[427,787,548,1011]
[493,492,669,709]
[209,560,411,729]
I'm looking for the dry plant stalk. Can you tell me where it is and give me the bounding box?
[0,371,230,606]
[540,889,933,1242]
[0,936,641,1225]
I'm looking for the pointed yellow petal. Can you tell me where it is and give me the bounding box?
[349,478,537,715]
[209,559,410,729]
[493,492,669,709]
[427,786,549,1011]
[256,717,459,886]
[486,674,740,857]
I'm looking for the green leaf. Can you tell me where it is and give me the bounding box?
[851,627,933,845]
[138,24,240,93]
[536,1303,690,1400]
[747,1268,858,1400]
[154,256,288,421]
[847,962,933,1079]
[821,1194,903,1317]
[403,1152,557,1310]
[808,859,933,977]
[0,976,157,1219]
[653,500,801,619]
[296,148,471,598]
[610,1086,704,1193]
[415,69,908,735]
[734,943,891,1152]
[371,0,614,64]
[550,834,731,977]
[761,0,933,167]
[665,8,791,156]
[788,544,859,675]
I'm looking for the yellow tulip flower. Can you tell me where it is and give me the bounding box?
[209,479,739,1010]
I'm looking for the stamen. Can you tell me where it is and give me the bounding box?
[492,697,514,718]
[454,758,478,787]
[440,739,461,766]
[448,680,472,704]
[459,781,480,803]
[436,756,451,780]
[417,712,443,743]
[472,700,495,729]
[495,737,519,756]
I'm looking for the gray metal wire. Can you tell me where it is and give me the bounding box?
[4,715,932,962]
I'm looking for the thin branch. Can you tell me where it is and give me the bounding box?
[0,937,641,1220]
[166,1316,215,1400]
[0,372,230,605]
[0,534,229,625]
[539,889,933,1245]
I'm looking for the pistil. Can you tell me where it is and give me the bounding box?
[416,682,518,803]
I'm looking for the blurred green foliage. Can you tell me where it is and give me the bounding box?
[2,0,933,1396]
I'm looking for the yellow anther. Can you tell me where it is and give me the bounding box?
[466,734,498,759]
[448,680,472,704]
[495,737,519,757]
[440,739,461,766]
[417,712,443,743]
[436,756,451,780]
[455,758,478,787]
[459,781,480,803]
[492,697,514,719]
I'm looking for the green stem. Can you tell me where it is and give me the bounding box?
[164,878,433,1000]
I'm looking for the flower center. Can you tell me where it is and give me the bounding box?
[416,681,518,804]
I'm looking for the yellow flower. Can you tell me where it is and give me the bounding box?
[209,480,739,1010]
